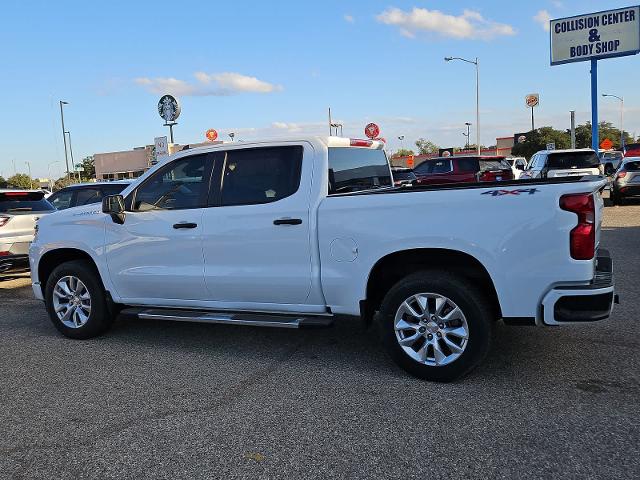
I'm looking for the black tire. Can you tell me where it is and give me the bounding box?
[378,270,493,382]
[44,260,114,339]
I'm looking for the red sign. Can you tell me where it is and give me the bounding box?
[205,129,218,141]
[600,138,614,150]
[364,123,380,139]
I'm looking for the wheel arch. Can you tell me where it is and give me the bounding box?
[38,248,100,297]
[363,248,502,325]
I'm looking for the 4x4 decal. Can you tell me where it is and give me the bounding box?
[482,188,539,196]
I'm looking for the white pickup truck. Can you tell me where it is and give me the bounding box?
[29,137,616,381]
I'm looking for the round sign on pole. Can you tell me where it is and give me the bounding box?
[525,94,540,108]
[158,95,181,123]
[205,129,218,141]
[365,123,380,139]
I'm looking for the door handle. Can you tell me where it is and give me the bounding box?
[173,222,198,229]
[273,218,302,226]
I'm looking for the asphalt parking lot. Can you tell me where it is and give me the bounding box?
[1,197,639,480]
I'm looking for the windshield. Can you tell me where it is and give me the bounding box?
[479,159,510,171]
[547,152,599,170]
[0,192,55,213]
[328,148,392,194]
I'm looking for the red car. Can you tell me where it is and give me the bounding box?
[412,156,514,185]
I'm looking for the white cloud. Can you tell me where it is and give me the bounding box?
[135,72,282,96]
[534,10,552,32]
[376,7,516,40]
[551,1,564,8]
[344,14,354,23]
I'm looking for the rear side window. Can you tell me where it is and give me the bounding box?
[48,189,74,210]
[0,192,54,213]
[75,188,103,206]
[221,146,302,206]
[413,159,452,175]
[328,148,392,194]
[547,152,599,170]
[457,158,479,173]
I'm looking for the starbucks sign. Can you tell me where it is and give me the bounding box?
[158,95,181,123]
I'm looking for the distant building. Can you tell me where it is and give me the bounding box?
[94,141,223,180]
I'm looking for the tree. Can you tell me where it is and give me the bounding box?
[415,138,439,155]
[393,148,415,157]
[0,176,6,188]
[510,127,571,159]
[53,176,77,192]
[79,155,95,180]
[572,121,633,149]
[7,173,33,189]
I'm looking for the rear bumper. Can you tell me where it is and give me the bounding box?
[539,249,615,326]
[0,254,30,275]
[615,184,640,196]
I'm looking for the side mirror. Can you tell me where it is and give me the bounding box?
[102,195,125,224]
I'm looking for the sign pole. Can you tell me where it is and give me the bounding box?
[531,107,535,131]
[590,59,599,152]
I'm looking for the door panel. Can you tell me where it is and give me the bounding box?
[202,145,313,305]
[105,153,213,301]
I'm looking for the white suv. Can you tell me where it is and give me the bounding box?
[522,149,602,179]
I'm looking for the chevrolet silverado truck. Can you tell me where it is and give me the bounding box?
[29,137,616,381]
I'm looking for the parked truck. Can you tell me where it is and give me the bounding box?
[29,137,615,381]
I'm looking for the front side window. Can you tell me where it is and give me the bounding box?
[48,189,74,210]
[328,147,391,194]
[220,146,303,206]
[457,158,479,173]
[133,155,208,211]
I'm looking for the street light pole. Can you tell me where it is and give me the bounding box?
[464,122,472,150]
[602,93,624,150]
[65,131,80,182]
[25,161,32,189]
[445,57,480,155]
[59,101,70,179]
[48,161,60,191]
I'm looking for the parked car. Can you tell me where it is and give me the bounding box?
[47,181,132,210]
[30,137,614,381]
[599,150,624,175]
[412,156,514,185]
[610,157,640,205]
[521,149,602,179]
[391,167,417,187]
[1,190,54,274]
[505,157,527,179]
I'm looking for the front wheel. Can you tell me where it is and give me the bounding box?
[378,271,493,382]
[45,260,114,339]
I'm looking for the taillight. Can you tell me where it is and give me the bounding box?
[560,193,595,260]
[0,216,10,227]
[616,171,627,179]
[350,139,373,147]
[0,251,10,256]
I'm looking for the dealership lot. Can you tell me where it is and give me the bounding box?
[1,198,638,479]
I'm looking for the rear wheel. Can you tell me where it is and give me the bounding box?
[378,271,493,382]
[45,260,114,339]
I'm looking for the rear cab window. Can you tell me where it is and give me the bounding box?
[479,158,510,171]
[328,147,392,194]
[0,192,55,213]
[547,152,599,170]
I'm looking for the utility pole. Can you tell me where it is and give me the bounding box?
[59,101,70,179]
[66,131,80,182]
[570,111,576,149]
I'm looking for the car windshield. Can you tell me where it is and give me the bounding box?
[623,160,640,171]
[547,152,599,170]
[0,192,55,213]
[479,159,510,171]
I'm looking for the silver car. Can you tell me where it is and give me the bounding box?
[0,190,55,274]
[611,157,640,205]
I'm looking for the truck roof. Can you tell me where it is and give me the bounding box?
[179,136,386,153]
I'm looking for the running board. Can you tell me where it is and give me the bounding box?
[127,308,334,329]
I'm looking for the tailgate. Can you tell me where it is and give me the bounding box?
[548,168,599,178]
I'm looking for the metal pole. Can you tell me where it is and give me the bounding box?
[328,108,332,136]
[570,111,576,149]
[590,60,599,152]
[620,97,625,150]
[59,101,70,179]
[531,107,535,132]
[475,58,480,155]
[169,124,174,143]
[25,162,32,189]
[66,131,79,181]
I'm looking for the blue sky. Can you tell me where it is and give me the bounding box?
[1,0,639,177]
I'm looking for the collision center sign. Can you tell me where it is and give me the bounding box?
[551,6,640,65]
